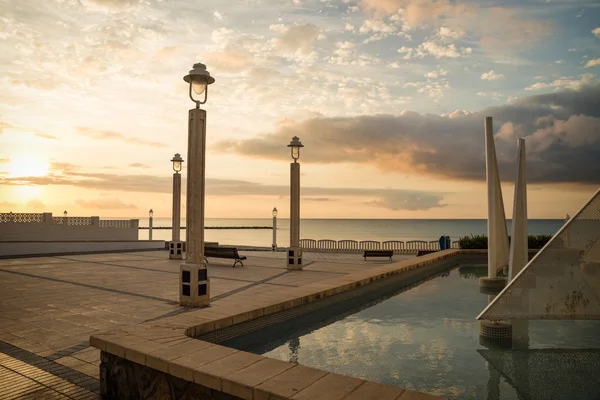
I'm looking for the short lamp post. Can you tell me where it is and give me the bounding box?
[287,136,304,270]
[148,209,153,240]
[63,210,67,224]
[180,62,215,307]
[169,153,184,260]
[272,207,278,251]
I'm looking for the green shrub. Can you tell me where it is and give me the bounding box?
[457,234,552,249]
[458,234,488,249]
[527,234,553,249]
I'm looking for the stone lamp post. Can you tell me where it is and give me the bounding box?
[287,136,304,270]
[148,209,153,240]
[179,63,215,307]
[169,153,184,260]
[272,207,278,251]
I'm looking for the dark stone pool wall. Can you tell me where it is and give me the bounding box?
[100,351,243,400]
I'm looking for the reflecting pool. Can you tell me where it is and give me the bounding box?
[223,264,600,400]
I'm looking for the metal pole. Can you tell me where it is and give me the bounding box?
[272,215,277,251]
[180,108,210,307]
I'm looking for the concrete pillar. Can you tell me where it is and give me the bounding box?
[91,216,100,226]
[509,138,528,281]
[180,108,210,307]
[272,215,277,251]
[170,172,183,260]
[130,219,140,240]
[287,162,302,269]
[43,213,52,226]
[148,215,153,240]
[481,116,509,290]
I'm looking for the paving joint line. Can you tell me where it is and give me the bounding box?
[0,340,99,394]
[0,269,173,303]
[46,342,91,361]
[212,270,292,301]
[52,256,292,285]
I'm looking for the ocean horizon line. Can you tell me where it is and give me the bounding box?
[120,217,566,221]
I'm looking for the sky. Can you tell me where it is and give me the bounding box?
[0,0,599,219]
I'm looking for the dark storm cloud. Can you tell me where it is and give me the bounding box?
[213,83,600,184]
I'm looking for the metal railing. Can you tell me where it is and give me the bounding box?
[298,238,460,253]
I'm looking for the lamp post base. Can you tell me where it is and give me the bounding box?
[169,241,184,260]
[179,263,210,307]
[286,247,303,270]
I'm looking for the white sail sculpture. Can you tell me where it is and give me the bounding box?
[508,138,528,281]
[484,116,510,281]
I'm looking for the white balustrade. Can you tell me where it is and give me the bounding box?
[0,213,139,241]
[297,238,459,253]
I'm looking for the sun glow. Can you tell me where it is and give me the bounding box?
[8,154,50,178]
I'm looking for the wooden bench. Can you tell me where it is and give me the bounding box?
[417,250,437,257]
[204,246,247,267]
[363,250,394,261]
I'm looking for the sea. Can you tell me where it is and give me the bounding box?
[136,218,565,248]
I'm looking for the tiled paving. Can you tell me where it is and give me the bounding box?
[0,250,412,399]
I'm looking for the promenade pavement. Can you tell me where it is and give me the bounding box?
[0,250,412,399]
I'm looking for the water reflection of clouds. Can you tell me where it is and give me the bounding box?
[259,267,600,400]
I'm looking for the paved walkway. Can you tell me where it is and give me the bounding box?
[0,250,412,399]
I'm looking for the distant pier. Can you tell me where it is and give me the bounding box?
[139,226,272,230]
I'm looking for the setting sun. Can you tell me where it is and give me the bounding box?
[8,154,49,178]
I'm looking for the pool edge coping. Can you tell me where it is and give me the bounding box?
[90,250,466,400]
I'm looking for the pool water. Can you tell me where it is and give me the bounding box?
[224,264,600,400]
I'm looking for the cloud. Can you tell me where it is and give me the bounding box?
[0,157,9,164]
[366,193,447,211]
[213,11,225,21]
[75,197,137,210]
[302,197,333,202]
[76,126,163,147]
[359,19,409,43]
[0,170,447,211]
[437,26,463,40]
[0,118,13,134]
[592,27,600,37]
[81,0,141,11]
[481,70,505,80]
[403,42,472,59]
[425,68,447,79]
[585,59,600,68]
[0,201,18,210]
[50,162,78,172]
[272,23,324,56]
[204,51,250,74]
[34,132,58,140]
[128,163,150,169]
[26,199,45,209]
[524,73,595,91]
[212,83,600,184]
